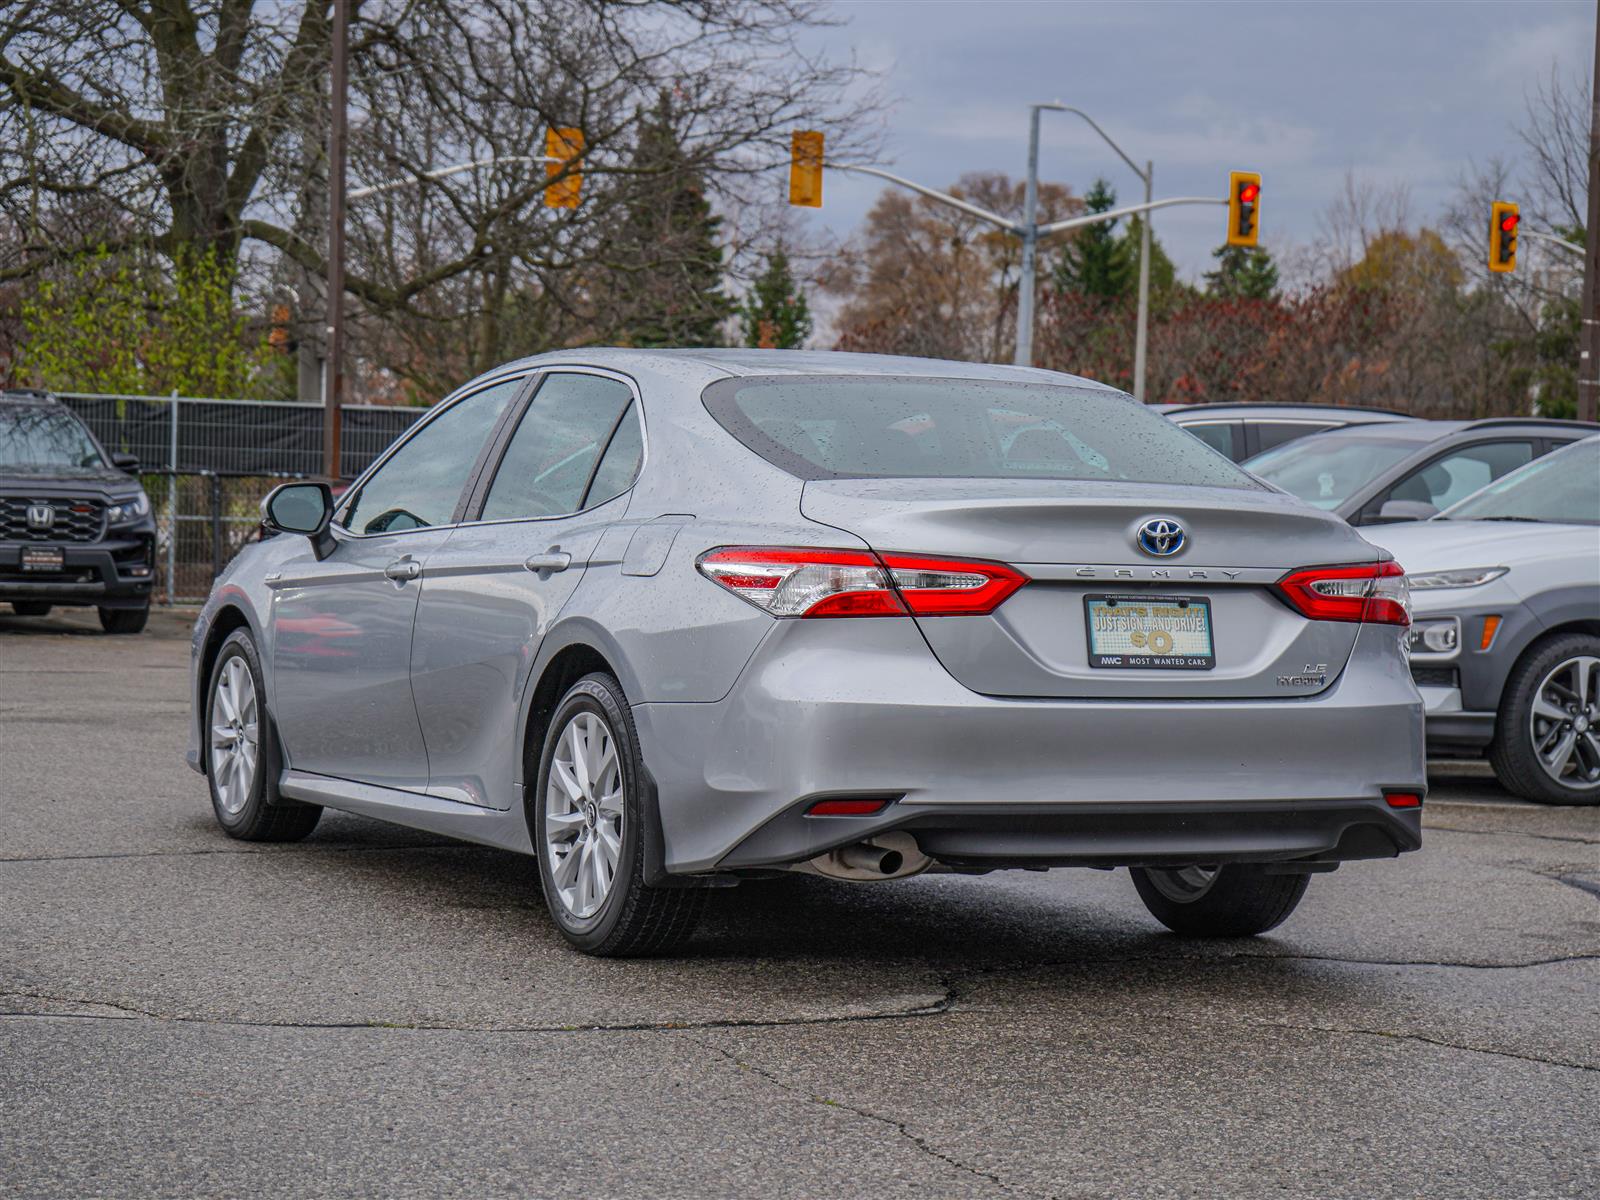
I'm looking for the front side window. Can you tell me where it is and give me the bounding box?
[1443,438,1600,525]
[344,377,522,534]
[1181,421,1240,460]
[704,376,1259,489]
[1386,441,1535,512]
[480,374,636,521]
[0,405,104,468]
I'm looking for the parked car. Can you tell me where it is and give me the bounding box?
[1156,402,1414,462]
[1365,437,1600,805]
[0,389,155,632]
[187,350,1425,956]
[1243,417,1597,525]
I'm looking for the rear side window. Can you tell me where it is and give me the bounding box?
[704,376,1258,489]
[1180,421,1241,460]
[480,373,636,521]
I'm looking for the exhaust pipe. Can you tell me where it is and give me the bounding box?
[802,833,929,882]
[837,842,903,876]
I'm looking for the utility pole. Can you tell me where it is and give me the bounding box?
[1134,160,1152,402]
[1579,0,1600,424]
[324,0,349,481]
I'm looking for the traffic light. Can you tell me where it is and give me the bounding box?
[789,130,824,207]
[545,127,584,209]
[1488,201,1519,273]
[1227,171,1261,246]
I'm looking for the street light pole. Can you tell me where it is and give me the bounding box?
[324,0,348,482]
[1014,104,1062,368]
[1134,160,1152,402]
[1578,0,1600,424]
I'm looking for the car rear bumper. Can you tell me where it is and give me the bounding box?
[632,619,1427,874]
[0,536,155,608]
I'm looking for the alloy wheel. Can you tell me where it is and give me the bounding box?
[209,656,260,815]
[544,711,625,919]
[1529,654,1600,790]
[1144,864,1220,903]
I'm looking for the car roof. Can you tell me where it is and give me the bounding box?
[494,347,1124,392]
[1277,416,1600,444]
[0,388,59,407]
[1156,402,1410,421]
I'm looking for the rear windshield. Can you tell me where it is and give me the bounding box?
[703,376,1259,489]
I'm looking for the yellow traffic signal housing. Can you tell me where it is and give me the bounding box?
[545,127,584,209]
[1488,201,1519,273]
[1227,171,1261,247]
[789,130,824,207]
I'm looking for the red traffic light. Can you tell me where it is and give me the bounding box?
[1499,212,1519,232]
[1239,183,1259,204]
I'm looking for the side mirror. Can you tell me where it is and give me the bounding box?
[1375,499,1439,524]
[111,452,140,474]
[262,482,336,559]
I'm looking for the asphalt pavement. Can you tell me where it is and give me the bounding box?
[2,606,1596,1199]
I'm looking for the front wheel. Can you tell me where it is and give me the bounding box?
[1489,634,1600,806]
[533,673,703,956]
[205,629,321,841]
[1130,864,1310,937]
[98,605,149,634]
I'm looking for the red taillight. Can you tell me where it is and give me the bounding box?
[1276,560,1411,627]
[696,547,1027,619]
[1385,791,1423,808]
[807,798,891,816]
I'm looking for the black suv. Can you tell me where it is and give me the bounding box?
[0,389,155,632]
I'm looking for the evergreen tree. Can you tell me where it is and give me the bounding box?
[1054,178,1134,301]
[1116,217,1188,307]
[739,244,813,349]
[608,93,732,347]
[1203,243,1279,300]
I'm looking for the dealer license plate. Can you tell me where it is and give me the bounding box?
[20,546,65,573]
[1084,594,1215,670]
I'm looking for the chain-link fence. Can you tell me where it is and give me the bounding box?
[53,393,425,603]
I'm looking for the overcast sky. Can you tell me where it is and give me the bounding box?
[798,0,1594,280]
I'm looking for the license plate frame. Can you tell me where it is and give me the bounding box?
[1083,593,1216,671]
[19,545,66,573]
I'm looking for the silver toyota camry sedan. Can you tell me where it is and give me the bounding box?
[187,350,1425,956]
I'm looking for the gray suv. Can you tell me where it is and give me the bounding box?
[187,351,1425,956]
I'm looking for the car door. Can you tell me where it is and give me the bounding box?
[268,374,526,790]
[1355,439,1535,524]
[410,370,644,808]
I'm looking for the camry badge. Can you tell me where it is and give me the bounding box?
[1136,518,1185,557]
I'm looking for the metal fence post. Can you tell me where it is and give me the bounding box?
[166,391,178,606]
[209,473,224,580]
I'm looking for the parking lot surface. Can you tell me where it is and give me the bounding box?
[2,607,1597,1199]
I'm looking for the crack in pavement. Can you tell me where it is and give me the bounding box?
[1423,823,1600,847]
[682,1023,1035,1197]
[1263,1019,1598,1073]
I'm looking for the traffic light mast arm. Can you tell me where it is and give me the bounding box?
[1036,195,1226,238]
[348,155,560,200]
[1520,230,1586,258]
[827,163,1024,234]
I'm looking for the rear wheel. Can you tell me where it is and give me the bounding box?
[205,629,321,841]
[98,605,149,634]
[533,672,703,956]
[1130,864,1310,937]
[10,602,51,617]
[1489,634,1600,806]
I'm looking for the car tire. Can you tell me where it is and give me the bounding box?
[205,629,322,841]
[11,602,51,617]
[1130,864,1310,937]
[98,605,149,634]
[532,672,704,957]
[1489,633,1600,806]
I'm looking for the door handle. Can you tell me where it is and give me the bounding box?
[383,559,421,582]
[524,551,572,573]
